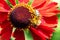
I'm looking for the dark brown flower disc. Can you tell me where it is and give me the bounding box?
[9,6,32,29]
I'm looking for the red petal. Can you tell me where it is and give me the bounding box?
[40,16,57,27]
[19,0,23,2]
[38,0,51,10]
[51,10,60,13]
[30,27,49,40]
[0,21,12,40]
[30,30,44,40]
[39,9,57,17]
[14,29,25,40]
[0,20,12,34]
[41,12,56,17]
[39,2,58,11]
[38,2,58,17]
[19,0,29,3]
[9,0,16,5]
[39,10,57,17]
[42,15,57,24]
[0,0,10,10]
[37,24,54,37]
[2,27,12,40]
[0,12,8,23]
[44,2,57,10]
[0,7,9,12]
[0,3,4,7]
[33,0,46,9]
[32,0,44,8]
[0,3,9,12]
[32,0,51,9]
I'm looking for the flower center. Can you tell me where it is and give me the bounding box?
[8,3,40,29]
[10,6,32,29]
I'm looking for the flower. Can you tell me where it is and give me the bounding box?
[0,0,59,40]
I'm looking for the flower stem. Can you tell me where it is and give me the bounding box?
[24,29,33,40]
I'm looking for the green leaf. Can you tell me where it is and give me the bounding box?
[51,14,60,40]
[24,29,33,40]
[28,0,34,5]
[5,0,13,7]
[15,0,19,4]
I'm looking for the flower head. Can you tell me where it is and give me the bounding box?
[0,0,59,40]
